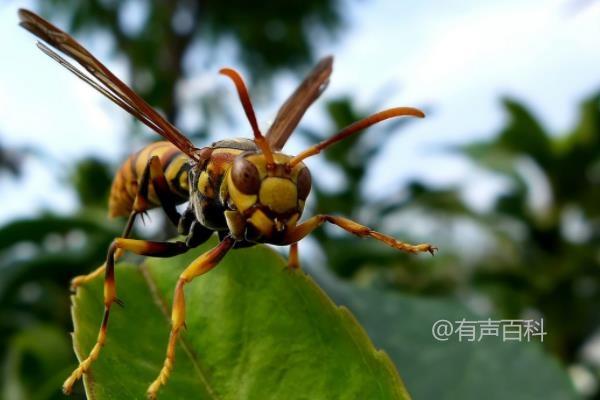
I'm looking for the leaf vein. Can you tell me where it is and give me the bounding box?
[140,263,221,400]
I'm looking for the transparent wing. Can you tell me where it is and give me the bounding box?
[265,56,333,151]
[18,9,198,160]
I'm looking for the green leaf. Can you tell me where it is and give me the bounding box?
[498,98,553,168]
[313,270,578,400]
[71,240,410,400]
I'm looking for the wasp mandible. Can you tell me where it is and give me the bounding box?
[18,9,437,399]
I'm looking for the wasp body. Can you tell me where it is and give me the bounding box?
[109,141,189,218]
[109,137,310,249]
[19,8,436,399]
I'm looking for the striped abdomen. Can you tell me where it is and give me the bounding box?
[108,141,191,217]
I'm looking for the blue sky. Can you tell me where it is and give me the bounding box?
[1,0,599,224]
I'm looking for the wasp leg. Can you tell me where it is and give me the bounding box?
[63,238,190,395]
[71,156,181,289]
[147,236,235,400]
[288,242,300,269]
[285,215,437,255]
[70,211,137,289]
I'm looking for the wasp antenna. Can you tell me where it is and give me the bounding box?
[220,68,275,165]
[288,107,425,167]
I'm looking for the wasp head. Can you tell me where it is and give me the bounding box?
[226,152,310,243]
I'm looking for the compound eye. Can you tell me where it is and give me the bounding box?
[297,167,311,200]
[231,156,260,194]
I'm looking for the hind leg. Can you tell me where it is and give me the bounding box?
[71,156,181,289]
[64,155,188,392]
[63,238,190,394]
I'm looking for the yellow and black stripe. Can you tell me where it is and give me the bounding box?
[108,141,190,217]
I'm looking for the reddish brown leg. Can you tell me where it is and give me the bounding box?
[285,215,437,255]
[288,242,300,269]
[63,238,189,394]
[147,237,235,399]
[70,212,136,289]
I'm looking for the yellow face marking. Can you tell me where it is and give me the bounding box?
[245,153,301,178]
[288,160,306,180]
[274,153,293,165]
[227,170,257,212]
[248,209,273,237]
[259,177,297,214]
[286,213,300,230]
[245,154,268,179]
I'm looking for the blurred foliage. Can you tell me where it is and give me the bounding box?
[0,159,121,399]
[456,96,600,364]
[2,325,74,400]
[314,266,578,400]
[70,158,113,209]
[0,140,25,177]
[306,93,599,397]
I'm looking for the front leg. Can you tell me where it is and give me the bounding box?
[285,214,437,255]
[288,242,300,269]
[147,236,235,399]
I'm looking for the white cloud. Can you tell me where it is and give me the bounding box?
[317,0,600,197]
